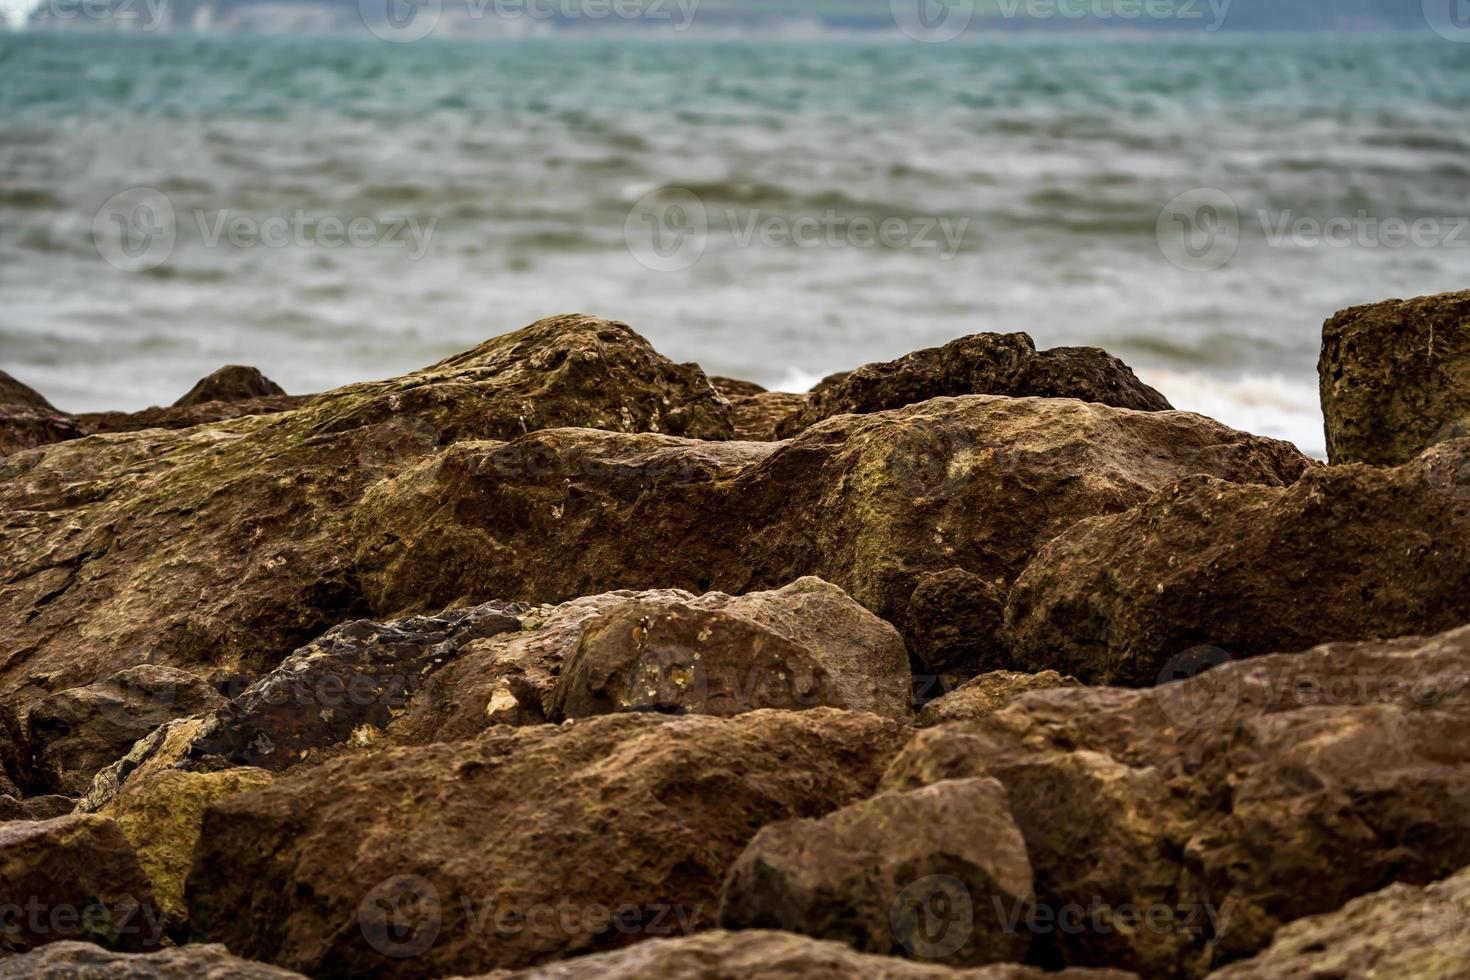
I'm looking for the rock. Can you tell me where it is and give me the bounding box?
[487,930,1140,979]
[0,316,732,728]
[907,568,1010,684]
[0,795,73,821]
[26,666,227,795]
[172,365,288,408]
[719,778,1034,966]
[881,624,1470,977]
[0,814,164,953]
[0,370,56,411]
[108,767,274,932]
[1320,289,1470,466]
[74,394,311,438]
[1007,441,1470,687]
[354,396,1307,682]
[78,718,210,813]
[0,941,307,978]
[185,709,908,977]
[775,333,1170,438]
[0,370,84,456]
[1203,865,1470,979]
[706,377,808,442]
[918,671,1082,727]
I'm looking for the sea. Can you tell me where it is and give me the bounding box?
[3,29,1469,458]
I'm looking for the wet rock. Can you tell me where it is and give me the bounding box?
[1320,289,1470,466]
[882,624,1470,977]
[185,709,908,977]
[0,941,307,979]
[719,778,1034,966]
[172,365,287,408]
[0,814,163,953]
[1203,865,1470,979]
[775,333,1170,438]
[108,767,274,932]
[0,316,732,727]
[0,795,73,821]
[488,930,1139,979]
[1007,442,1470,687]
[27,666,226,795]
[918,671,1082,727]
[355,397,1306,681]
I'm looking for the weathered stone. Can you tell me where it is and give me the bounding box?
[882,625,1470,977]
[186,709,908,977]
[108,767,273,932]
[775,333,1170,438]
[907,568,1010,683]
[0,814,164,953]
[712,378,809,441]
[1320,289,1470,466]
[173,365,287,408]
[918,671,1082,727]
[1007,441,1470,687]
[488,930,1140,979]
[0,795,73,821]
[0,941,307,978]
[78,718,209,813]
[0,316,731,728]
[74,394,310,438]
[354,396,1307,682]
[0,370,84,456]
[1204,865,1470,979]
[719,778,1034,966]
[27,665,226,795]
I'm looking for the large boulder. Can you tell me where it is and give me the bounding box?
[172,365,287,408]
[775,333,1170,438]
[882,625,1470,977]
[486,930,1140,979]
[26,665,226,795]
[0,814,164,954]
[719,778,1034,966]
[1007,441,1470,687]
[354,396,1308,683]
[1320,289,1470,465]
[0,370,84,455]
[1203,865,1470,979]
[185,709,909,977]
[0,942,307,979]
[0,316,731,727]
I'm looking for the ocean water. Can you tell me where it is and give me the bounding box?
[3,32,1469,457]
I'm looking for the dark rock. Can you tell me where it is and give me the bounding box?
[0,370,56,411]
[1320,289,1470,465]
[487,930,1140,979]
[707,377,810,442]
[882,624,1470,977]
[185,709,908,977]
[1007,441,1470,687]
[0,316,732,727]
[354,396,1307,681]
[708,376,768,400]
[0,941,307,978]
[172,365,287,408]
[775,333,1170,438]
[0,795,73,821]
[0,814,164,954]
[719,778,1034,966]
[0,370,85,456]
[907,568,1010,683]
[27,666,226,795]
[1203,865,1470,979]
[917,671,1082,727]
[74,394,311,437]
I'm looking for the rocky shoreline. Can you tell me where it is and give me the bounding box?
[0,292,1467,978]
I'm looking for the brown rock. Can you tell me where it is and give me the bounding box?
[354,396,1307,681]
[487,930,1139,979]
[719,778,1034,966]
[0,370,84,455]
[907,568,1010,684]
[775,333,1170,438]
[26,666,226,795]
[172,365,287,408]
[0,795,73,821]
[78,718,207,813]
[1320,289,1470,465]
[185,709,908,977]
[918,671,1082,727]
[74,394,310,437]
[0,814,164,953]
[882,624,1470,977]
[1007,441,1470,687]
[0,941,307,978]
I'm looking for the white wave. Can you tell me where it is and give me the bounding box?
[1137,368,1325,459]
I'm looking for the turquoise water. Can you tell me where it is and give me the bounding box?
[3,32,1469,454]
